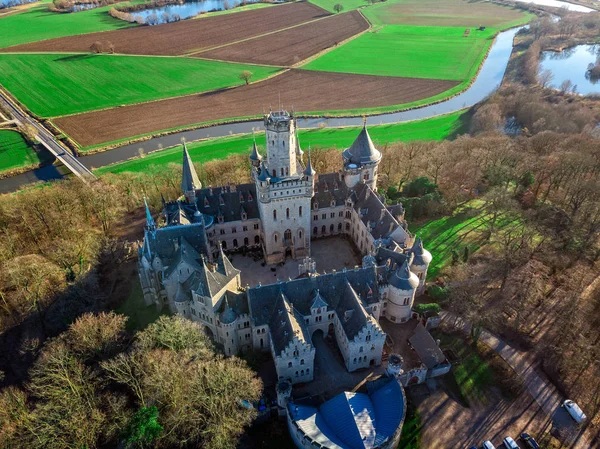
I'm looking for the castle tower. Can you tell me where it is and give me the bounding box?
[385,258,419,323]
[256,110,313,265]
[409,236,432,294]
[342,122,382,190]
[181,142,201,203]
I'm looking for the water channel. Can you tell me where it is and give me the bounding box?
[130,0,258,24]
[508,0,595,13]
[539,44,600,95]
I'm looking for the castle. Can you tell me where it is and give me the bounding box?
[138,110,446,389]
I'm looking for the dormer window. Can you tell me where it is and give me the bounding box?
[239,192,244,202]
[247,192,253,201]
[242,212,247,220]
[204,197,209,207]
[313,202,318,210]
[218,215,224,224]
[324,183,328,192]
[334,182,339,190]
[219,195,224,206]
[315,184,319,193]
[330,200,335,207]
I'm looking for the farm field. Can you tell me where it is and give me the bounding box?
[93,109,468,175]
[0,129,49,175]
[53,69,459,148]
[0,1,137,49]
[308,0,365,13]
[1,2,329,55]
[0,53,280,117]
[197,10,368,66]
[303,25,497,81]
[363,0,532,27]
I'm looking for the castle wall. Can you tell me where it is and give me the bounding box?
[272,335,315,384]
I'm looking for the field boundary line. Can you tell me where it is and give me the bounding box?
[185,12,335,57]
[292,9,372,69]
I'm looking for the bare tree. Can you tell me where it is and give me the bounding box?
[90,41,103,54]
[537,69,554,88]
[559,79,573,94]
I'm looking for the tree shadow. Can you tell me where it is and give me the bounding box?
[53,53,97,63]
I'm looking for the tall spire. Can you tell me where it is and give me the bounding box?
[249,133,262,168]
[181,142,201,201]
[144,197,155,231]
[303,145,316,177]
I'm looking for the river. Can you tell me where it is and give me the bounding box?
[540,44,600,95]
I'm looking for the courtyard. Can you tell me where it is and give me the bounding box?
[232,235,362,287]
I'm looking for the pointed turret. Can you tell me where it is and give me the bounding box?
[343,123,381,166]
[144,198,156,231]
[249,136,262,168]
[181,142,201,203]
[257,161,271,183]
[303,147,316,177]
[217,241,236,277]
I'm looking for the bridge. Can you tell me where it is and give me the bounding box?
[0,87,96,183]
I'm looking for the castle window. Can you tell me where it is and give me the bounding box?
[288,362,292,368]
[339,211,343,217]
[220,229,225,235]
[248,193,253,201]
[232,227,236,233]
[300,359,304,365]
[295,371,298,377]
[243,226,248,232]
[298,230,303,240]
[284,229,292,241]
[313,215,318,221]
[321,225,326,234]
[346,223,350,231]
[272,170,276,177]
[353,358,357,364]
[273,210,277,221]
[359,346,363,353]
[330,213,335,218]
[313,227,318,235]
[255,235,260,244]
[330,224,334,233]
[324,183,328,192]
[366,335,371,342]
[204,198,209,207]
[364,173,370,180]
[286,208,290,219]
[233,239,238,248]
[314,202,318,210]
[299,206,302,217]
[345,211,351,219]
[244,237,249,246]
[403,297,409,305]
[286,167,289,176]
[301,370,304,376]
[219,195,224,206]
[371,345,375,351]
[222,241,227,250]
[338,223,342,232]
[274,234,278,243]
[242,213,247,221]
[254,223,259,230]
[281,168,284,176]
[321,214,326,220]
[307,368,310,374]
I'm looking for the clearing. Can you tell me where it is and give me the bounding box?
[1,2,329,55]
[363,0,532,28]
[52,69,458,148]
[0,129,50,176]
[0,53,280,117]
[197,10,368,66]
[303,25,498,81]
[92,110,468,175]
[0,1,137,49]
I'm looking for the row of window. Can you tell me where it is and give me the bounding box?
[313,223,348,236]
[219,236,261,250]
[295,369,309,377]
[273,207,303,221]
[217,223,260,235]
[287,358,306,367]
[312,211,344,221]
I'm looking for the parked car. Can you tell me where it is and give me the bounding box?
[503,436,520,449]
[520,433,540,449]
[564,399,587,424]
[483,442,496,449]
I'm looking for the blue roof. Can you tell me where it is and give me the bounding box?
[289,377,405,449]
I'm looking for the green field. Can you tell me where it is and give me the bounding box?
[94,110,468,175]
[308,0,366,13]
[0,2,137,49]
[0,129,49,175]
[0,54,280,117]
[304,25,497,81]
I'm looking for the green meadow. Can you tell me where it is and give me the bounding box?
[307,0,366,13]
[0,54,280,117]
[94,110,468,175]
[0,2,137,49]
[0,129,50,175]
[303,25,497,81]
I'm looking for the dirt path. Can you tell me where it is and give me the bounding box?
[440,311,592,448]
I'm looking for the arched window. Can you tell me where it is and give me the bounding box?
[345,223,350,231]
[273,210,277,221]
[330,224,334,233]
[321,225,326,234]
[301,370,304,376]
[233,239,238,248]
[254,235,260,244]
[298,230,303,240]
[286,208,290,219]
[313,227,318,235]
[300,359,304,365]
[222,241,227,250]
[244,237,249,246]
[281,168,284,176]
[288,362,292,368]
[299,206,302,217]
[338,223,342,231]
[359,346,364,353]
[274,234,278,243]
[272,169,276,177]
[284,229,292,242]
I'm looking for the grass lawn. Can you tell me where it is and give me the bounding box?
[397,404,422,449]
[308,0,366,13]
[115,276,168,332]
[303,25,497,81]
[0,129,50,175]
[0,2,137,49]
[93,110,468,174]
[0,53,281,117]
[410,200,522,280]
[363,0,532,28]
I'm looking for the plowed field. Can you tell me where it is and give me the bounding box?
[1,2,328,56]
[198,10,368,66]
[53,69,459,147]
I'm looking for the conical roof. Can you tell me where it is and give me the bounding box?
[181,142,201,192]
[220,298,238,324]
[342,125,381,166]
[217,242,237,277]
[257,161,271,182]
[389,259,419,291]
[249,140,262,161]
[410,237,432,266]
[304,151,316,177]
[144,198,155,230]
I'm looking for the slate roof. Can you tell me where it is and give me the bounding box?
[388,259,419,291]
[181,143,201,192]
[409,323,446,369]
[147,223,208,266]
[268,291,312,354]
[351,184,402,240]
[164,183,259,225]
[249,140,262,162]
[289,377,405,449]
[312,172,349,209]
[408,236,433,266]
[248,268,380,346]
[342,125,382,166]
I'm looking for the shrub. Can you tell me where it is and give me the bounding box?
[413,303,441,316]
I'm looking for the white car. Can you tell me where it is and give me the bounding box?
[483,441,496,449]
[564,399,587,424]
[503,436,520,449]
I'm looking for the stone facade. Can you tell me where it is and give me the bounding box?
[138,110,437,386]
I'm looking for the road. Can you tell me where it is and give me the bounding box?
[441,311,592,449]
[0,87,96,183]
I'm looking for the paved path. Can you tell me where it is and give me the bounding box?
[440,311,592,449]
[0,87,96,183]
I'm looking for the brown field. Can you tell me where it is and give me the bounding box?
[1,2,329,56]
[366,0,528,27]
[53,69,458,147]
[197,10,368,66]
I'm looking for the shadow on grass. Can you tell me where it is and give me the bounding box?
[54,53,97,62]
[114,276,169,332]
[398,404,423,449]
